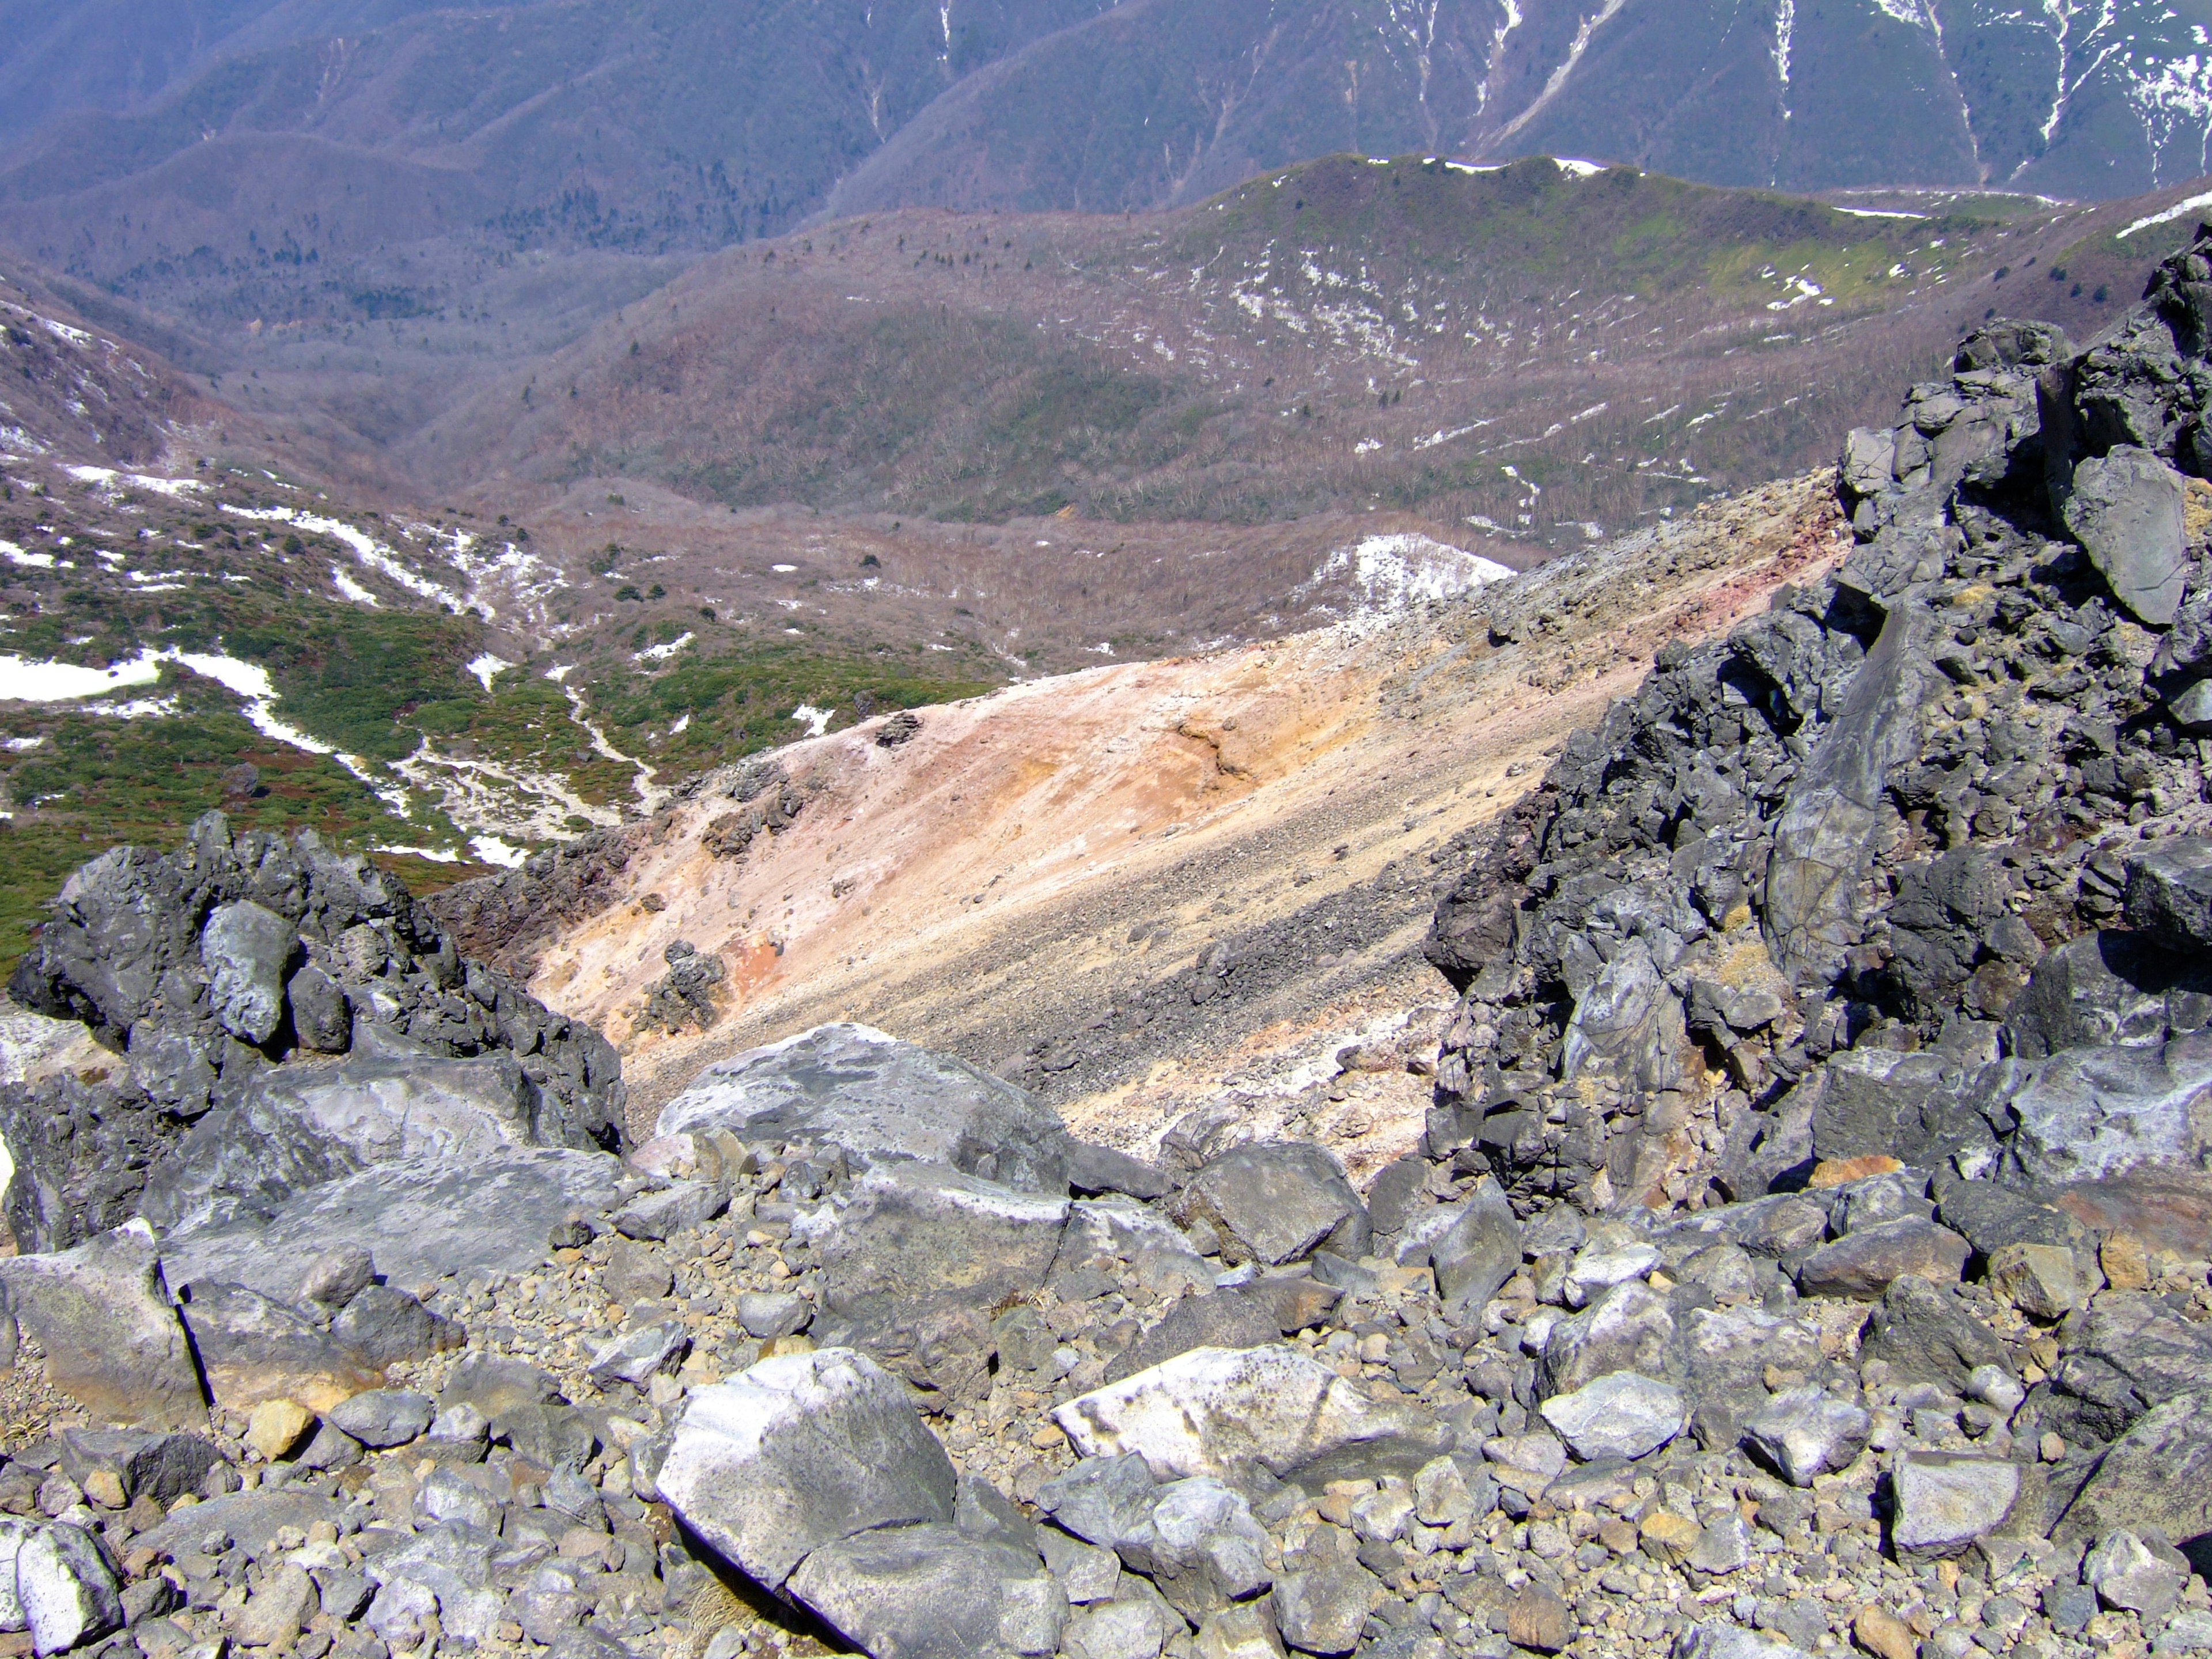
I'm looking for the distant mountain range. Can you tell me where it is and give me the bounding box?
[1,0,2206,280]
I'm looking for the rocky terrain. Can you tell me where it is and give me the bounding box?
[0,182,2209,1659]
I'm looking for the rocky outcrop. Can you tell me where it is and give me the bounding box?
[1425,240,2212,1227]
[2,814,624,1253]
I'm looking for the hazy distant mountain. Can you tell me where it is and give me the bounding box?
[3,0,2207,272]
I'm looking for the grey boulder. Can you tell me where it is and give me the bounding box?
[0,1226,204,1430]
[1997,1029,2212,1185]
[141,1052,591,1236]
[1739,1388,1870,1487]
[586,1322,690,1388]
[1889,1452,2019,1560]
[657,1022,1073,1194]
[1270,1524,1378,1657]
[1431,1178,1522,1318]
[1791,1215,1969,1300]
[1039,1456,1268,1622]
[161,1146,629,1296]
[2054,1388,2212,1548]
[2126,838,2212,953]
[611,1179,728,1242]
[1054,1344,1451,1488]
[1537,1371,1685,1462]
[2062,445,2189,626]
[55,1429,220,1506]
[1536,1280,1675,1399]
[656,1348,956,1590]
[803,1165,1069,1400]
[1173,1143,1367,1267]
[2085,1528,2191,1620]
[786,1521,1066,1659]
[199,899,297,1046]
[327,1389,434,1448]
[14,1523,123,1657]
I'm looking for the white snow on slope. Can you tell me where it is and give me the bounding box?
[1301,534,1517,631]
[2119,187,2212,237]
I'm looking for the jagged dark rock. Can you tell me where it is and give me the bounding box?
[1,813,624,1253]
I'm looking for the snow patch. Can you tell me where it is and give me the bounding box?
[2118,187,2212,238]
[1303,534,1517,630]
[64,466,202,499]
[791,704,834,737]
[470,834,527,869]
[332,568,380,606]
[467,654,513,693]
[0,540,54,570]
[635,632,695,664]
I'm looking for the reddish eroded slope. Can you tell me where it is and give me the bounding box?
[521,471,1850,1181]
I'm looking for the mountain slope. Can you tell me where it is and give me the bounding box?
[827,0,2212,214]
[417,156,2173,541]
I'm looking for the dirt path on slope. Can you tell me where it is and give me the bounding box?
[525,474,1849,1174]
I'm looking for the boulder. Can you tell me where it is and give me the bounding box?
[586,1322,690,1388]
[1740,1389,1870,1486]
[1270,1523,1377,1656]
[1890,1452,2019,1561]
[1054,1346,1452,1488]
[131,1490,343,1562]
[1192,1600,1286,1659]
[0,1226,204,1430]
[1173,1143,1366,1267]
[2127,838,2212,953]
[2062,445,2190,626]
[176,1281,380,1411]
[1041,1466,1268,1623]
[737,1291,812,1341]
[142,1053,589,1235]
[1678,1307,1823,1432]
[1987,1242,2100,1320]
[1997,1030,2212,1185]
[1859,1278,2010,1388]
[2003,930,2188,1062]
[1480,1432,1567,1498]
[329,1282,459,1367]
[2085,1528,2191,1619]
[1060,1596,1178,1659]
[54,1429,219,1506]
[786,1522,1066,1659]
[1067,1142,1174,1201]
[1562,1243,1659,1309]
[327,1389,434,1448]
[655,1348,957,1590]
[16,1524,124,1657]
[233,1563,317,1649]
[611,1179,728,1241]
[1105,1291,1281,1385]
[802,1165,1069,1401]
[440,1354,562,1419]
[161,1146,629,1296]
[1056,1199,1212,1302]
[2054,1388,2212,1548]
[1673,1624,1813,1659]
[363,1521,506,1643]
[1538,1371,1685,1462]
[1431,1179,1522,1318]
[2050,1293,2212,1443]
[1791,1216,1969,1299]
[198,899,296,1047]
[1536,1281,1675,1399]
[657,1022,1073,1194]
